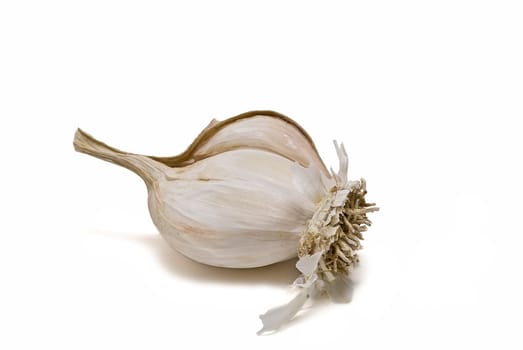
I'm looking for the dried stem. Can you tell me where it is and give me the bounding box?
[73,128,161,186]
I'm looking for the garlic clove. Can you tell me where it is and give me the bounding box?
[154,148,331,268]
[151,110,330,177]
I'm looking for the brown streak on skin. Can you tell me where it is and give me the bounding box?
[163,175,221,182]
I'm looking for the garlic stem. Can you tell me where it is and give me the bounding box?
[73,128,161,185]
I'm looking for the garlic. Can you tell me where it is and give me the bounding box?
[73,110,378,334]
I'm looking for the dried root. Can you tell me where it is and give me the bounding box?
[298,179,378,282]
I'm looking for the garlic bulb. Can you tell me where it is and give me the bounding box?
[73,110,378,334]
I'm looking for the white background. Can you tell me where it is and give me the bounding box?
[1,1,522,349]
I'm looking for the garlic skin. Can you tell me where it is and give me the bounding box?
[74,111,334,268]
[73,110,377,333]
[153,149,332,268]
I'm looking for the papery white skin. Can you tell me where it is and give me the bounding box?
[152,148,333,268]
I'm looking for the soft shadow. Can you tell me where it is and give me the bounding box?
[90,230,300,287]
[349,253,368,300]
